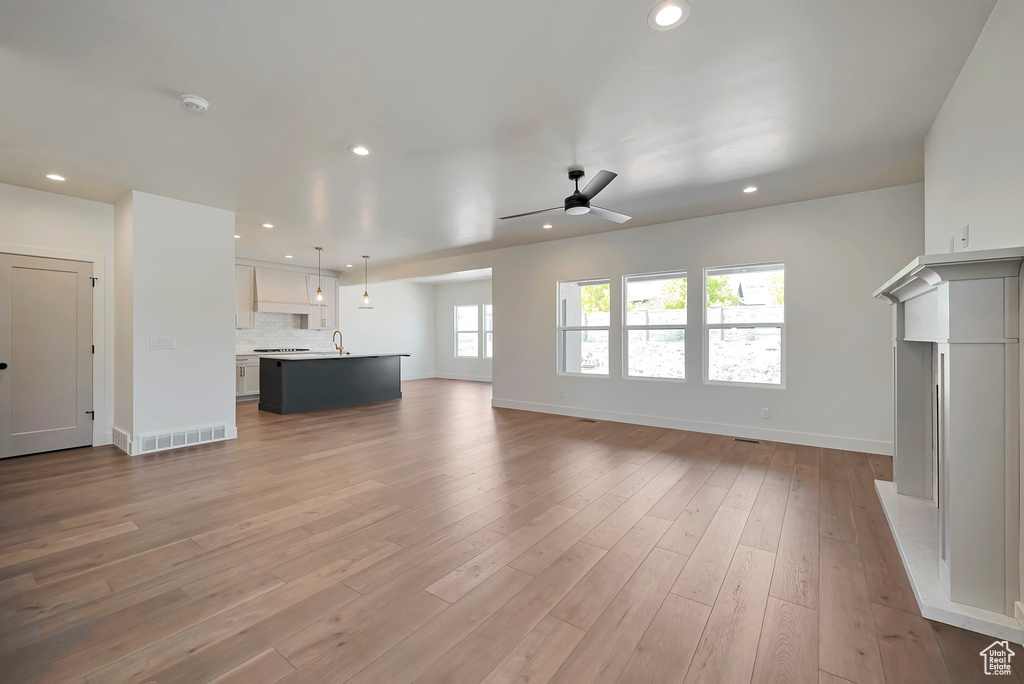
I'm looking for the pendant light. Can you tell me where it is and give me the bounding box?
[314,247,324,302]
[359,255,374,309]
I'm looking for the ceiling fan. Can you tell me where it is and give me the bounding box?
[499,166,631,224]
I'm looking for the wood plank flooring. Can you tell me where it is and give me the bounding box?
[0,378,1017,683]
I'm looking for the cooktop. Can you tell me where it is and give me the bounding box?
[252,348,310,353]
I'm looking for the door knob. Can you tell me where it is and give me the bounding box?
[0,363,7,369]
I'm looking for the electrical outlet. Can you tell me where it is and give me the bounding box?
[559,390,565,400]
[761,408,770,419]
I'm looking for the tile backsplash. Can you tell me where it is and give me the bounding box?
[236,312,336,352]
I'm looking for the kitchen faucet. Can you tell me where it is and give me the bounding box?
[333,330,344,356]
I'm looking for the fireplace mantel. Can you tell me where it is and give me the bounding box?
[874,247,1024,304]
[875,246,1023,642]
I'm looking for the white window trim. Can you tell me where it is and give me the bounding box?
[483,304,493,359]
[622,270,687,383]
[556,278,611,377]
[702,261,786,389]
[454,304,481,358]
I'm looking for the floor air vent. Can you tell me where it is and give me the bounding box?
[734,438,760,444]
[579,418,597,423]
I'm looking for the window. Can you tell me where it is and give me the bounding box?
[704,262,784,386]
[558,279,610,375]
[624,271,686,379]
[455,305,479,357]
[484,304,493,358]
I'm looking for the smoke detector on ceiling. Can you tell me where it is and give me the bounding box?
[180,94,209,113]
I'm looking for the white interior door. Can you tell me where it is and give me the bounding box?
[0,253,93,458]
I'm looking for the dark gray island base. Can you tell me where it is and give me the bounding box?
[258,353,410,415]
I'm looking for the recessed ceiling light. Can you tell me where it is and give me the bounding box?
[743,186,758,193]
[262,223,274,229]
[45,173,66,181]
[542,224,553,230]
[349,145,372,156]
[648,1,690,30]
[285,255,294,259]
[345,264,354,268]
[234,234,241,239]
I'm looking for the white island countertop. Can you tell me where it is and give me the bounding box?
[261,352,411,361]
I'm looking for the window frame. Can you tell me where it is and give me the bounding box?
[702,261,786,389]
[622,270,688,383]
[454,304,481,358]
[484,304,493,359]
[556,277,611,377]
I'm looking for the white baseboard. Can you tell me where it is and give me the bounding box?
[490,397,892,455]
[402,373,438,381]
[436,373,493,383]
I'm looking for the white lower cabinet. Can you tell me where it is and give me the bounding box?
[236,356,260,397]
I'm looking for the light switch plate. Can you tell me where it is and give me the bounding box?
[150,337,175,350]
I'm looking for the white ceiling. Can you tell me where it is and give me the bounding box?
[0,0,994,271]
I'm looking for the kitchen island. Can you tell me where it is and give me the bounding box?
[258,353,410,414]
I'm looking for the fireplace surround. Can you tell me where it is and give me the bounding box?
[875,246,1023,641]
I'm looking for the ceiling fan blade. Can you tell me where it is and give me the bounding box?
[589,205,631,224]
[580,170,617,201]
[498,207,561,220]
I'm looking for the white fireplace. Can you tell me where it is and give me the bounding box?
[875,246,1023,642]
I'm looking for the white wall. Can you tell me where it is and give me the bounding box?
[115,191,236,444]
[365,184,924,453]
[113,193,133,437]
[0,182,115,445]
[338,280,436,380]
[434,280,493,382]
[924,0,1024,255]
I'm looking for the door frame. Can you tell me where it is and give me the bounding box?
[0,243,107,448]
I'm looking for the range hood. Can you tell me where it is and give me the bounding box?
[254,267,310,314]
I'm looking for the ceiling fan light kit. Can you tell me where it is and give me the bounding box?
[499,166,632,224]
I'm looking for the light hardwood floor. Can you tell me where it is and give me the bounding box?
[0,379,1017,683]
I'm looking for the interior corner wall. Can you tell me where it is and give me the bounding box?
[338,280,436,380]
[116,191,236,445]
[0,182,115,446]
[488,184,924,454]
[433,280,493,382]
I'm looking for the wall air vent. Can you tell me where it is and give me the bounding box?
[132,424,230,455]
[113,428,132,454]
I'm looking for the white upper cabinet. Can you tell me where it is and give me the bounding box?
[235,264,255,329]
[303,274,338,330]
